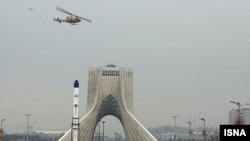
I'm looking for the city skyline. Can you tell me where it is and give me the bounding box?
[1,0,250,138]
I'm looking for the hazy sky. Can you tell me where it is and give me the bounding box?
[1,0,250,137]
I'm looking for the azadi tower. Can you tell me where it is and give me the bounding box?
[58,64,157,141]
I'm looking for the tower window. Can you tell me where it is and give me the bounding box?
[102,70,119,76]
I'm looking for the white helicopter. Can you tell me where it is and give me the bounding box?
[53,6,91,25]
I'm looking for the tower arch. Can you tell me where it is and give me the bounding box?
[97,94,122,120]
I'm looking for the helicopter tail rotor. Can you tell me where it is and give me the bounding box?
[53,18,62,23]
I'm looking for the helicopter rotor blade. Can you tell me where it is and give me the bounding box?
[77,16,92,23]
[56,6,73,15]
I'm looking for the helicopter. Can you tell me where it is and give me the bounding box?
[53,6,91,25]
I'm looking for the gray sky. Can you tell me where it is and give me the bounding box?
[1,0,250,137]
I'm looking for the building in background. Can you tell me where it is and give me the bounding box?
[229,108,250,125]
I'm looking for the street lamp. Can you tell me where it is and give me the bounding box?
[172,116,178,141]
[230,101,243,125]
[102,121,105,141]
[199,118,206,141]
[1,119,7,130]
[98,119,101,141]
[0,119,7,136]
[229,101,241,117]
[187,121,192,141]
[26,114,31,141]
